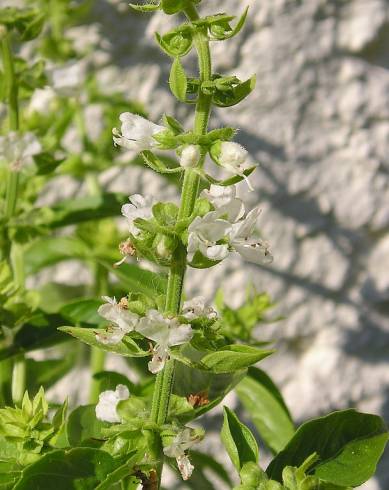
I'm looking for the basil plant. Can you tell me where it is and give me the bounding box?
[0,1,387,489]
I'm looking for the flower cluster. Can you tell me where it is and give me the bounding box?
[97,295,217,373]
[163,428,202,480]
[188,184,273,265]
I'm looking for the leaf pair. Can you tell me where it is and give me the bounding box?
[221,407,388,489]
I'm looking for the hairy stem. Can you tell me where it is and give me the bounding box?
[148,4,213,487]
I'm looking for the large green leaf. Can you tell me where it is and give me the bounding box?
[173,359,246,421]
[0,312,68,361]
[236,367,294,453]
[25,354,76,394]
[266,409,389,487]
[25,237,90,275]
[200,345,274,373]
[60,298,103,326]
[221,407,259,472]
[67,405,106,447]
[59,326,149,358]
[13,448,115,489]
[100,260,167,297]
[48,193,126,228]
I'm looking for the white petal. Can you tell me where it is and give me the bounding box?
[201,184,236,208]
[95,384,129,423]
[216,198,245,223]
[95,328,126,345]
[168,324,193,346]
[148,345,169,374]
[234,241,273,264]
[177,454,194,481]
[229,206,261,241]
[205,244,229,261]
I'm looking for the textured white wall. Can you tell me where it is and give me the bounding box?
[81,0,389,487]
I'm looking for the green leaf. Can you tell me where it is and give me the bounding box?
[266,409,389,487]
[169,57,188,102]
[201,345,274,373]
[213,75,256,108]
[161,0,188,15]
[33,152,64,175]
[0,312,68,361]
[60,299,103,326]
[99,260,167,297]
[59,326,149,358]
[130,3,160,12]
[20,12,45,41]
[13,448,115,489]
[221,407,259,472]
[95,452,138,489]
[67,405,106,447]
[25,355,76,394]
[236,367,294,453]
[141,150,183,174]
[199,166,256,187]
[156,29,193,58]
[210,7,249,41]
[47,193,126,228]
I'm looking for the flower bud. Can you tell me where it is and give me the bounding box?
[180,145,201,168]
[153,234,177,260]
[210,141,248,170]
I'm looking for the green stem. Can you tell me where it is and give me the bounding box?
[1,28,24,406]
[88,246,108,403]
[11,357,26,406]
[148,5,213,488]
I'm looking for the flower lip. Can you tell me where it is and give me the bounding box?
[95,384,130,423]
[113,113,164,152]
[137,310,193,373]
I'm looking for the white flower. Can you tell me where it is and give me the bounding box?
[212,141,255,191]
[112,113,164,152]
[121,194,155,236]
[201,184,237,208]
[163,428,200,481]
[95,384,130,423]
[180,145,200,168]
[137,310,193,374]
[96,296,139,345]
[182,297,217,321]
[187,211,230,262]
[51,60,87,95]
[229,207,273,264]
[28,87,56,114]
[0,132,41,171]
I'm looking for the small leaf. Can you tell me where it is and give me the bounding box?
[201,345,274,373]
[59,326,149,357]
[211,7,249,41]
[161,0,188,15]
[130,3,160,12]
[141,150,183,174]
[236,367,295,453]
[221,407,259,472]
[20,12,45,41]
[169,57,188,102]
[213,75,256,108]
[266,409,389,487]
[199,166,256,187]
